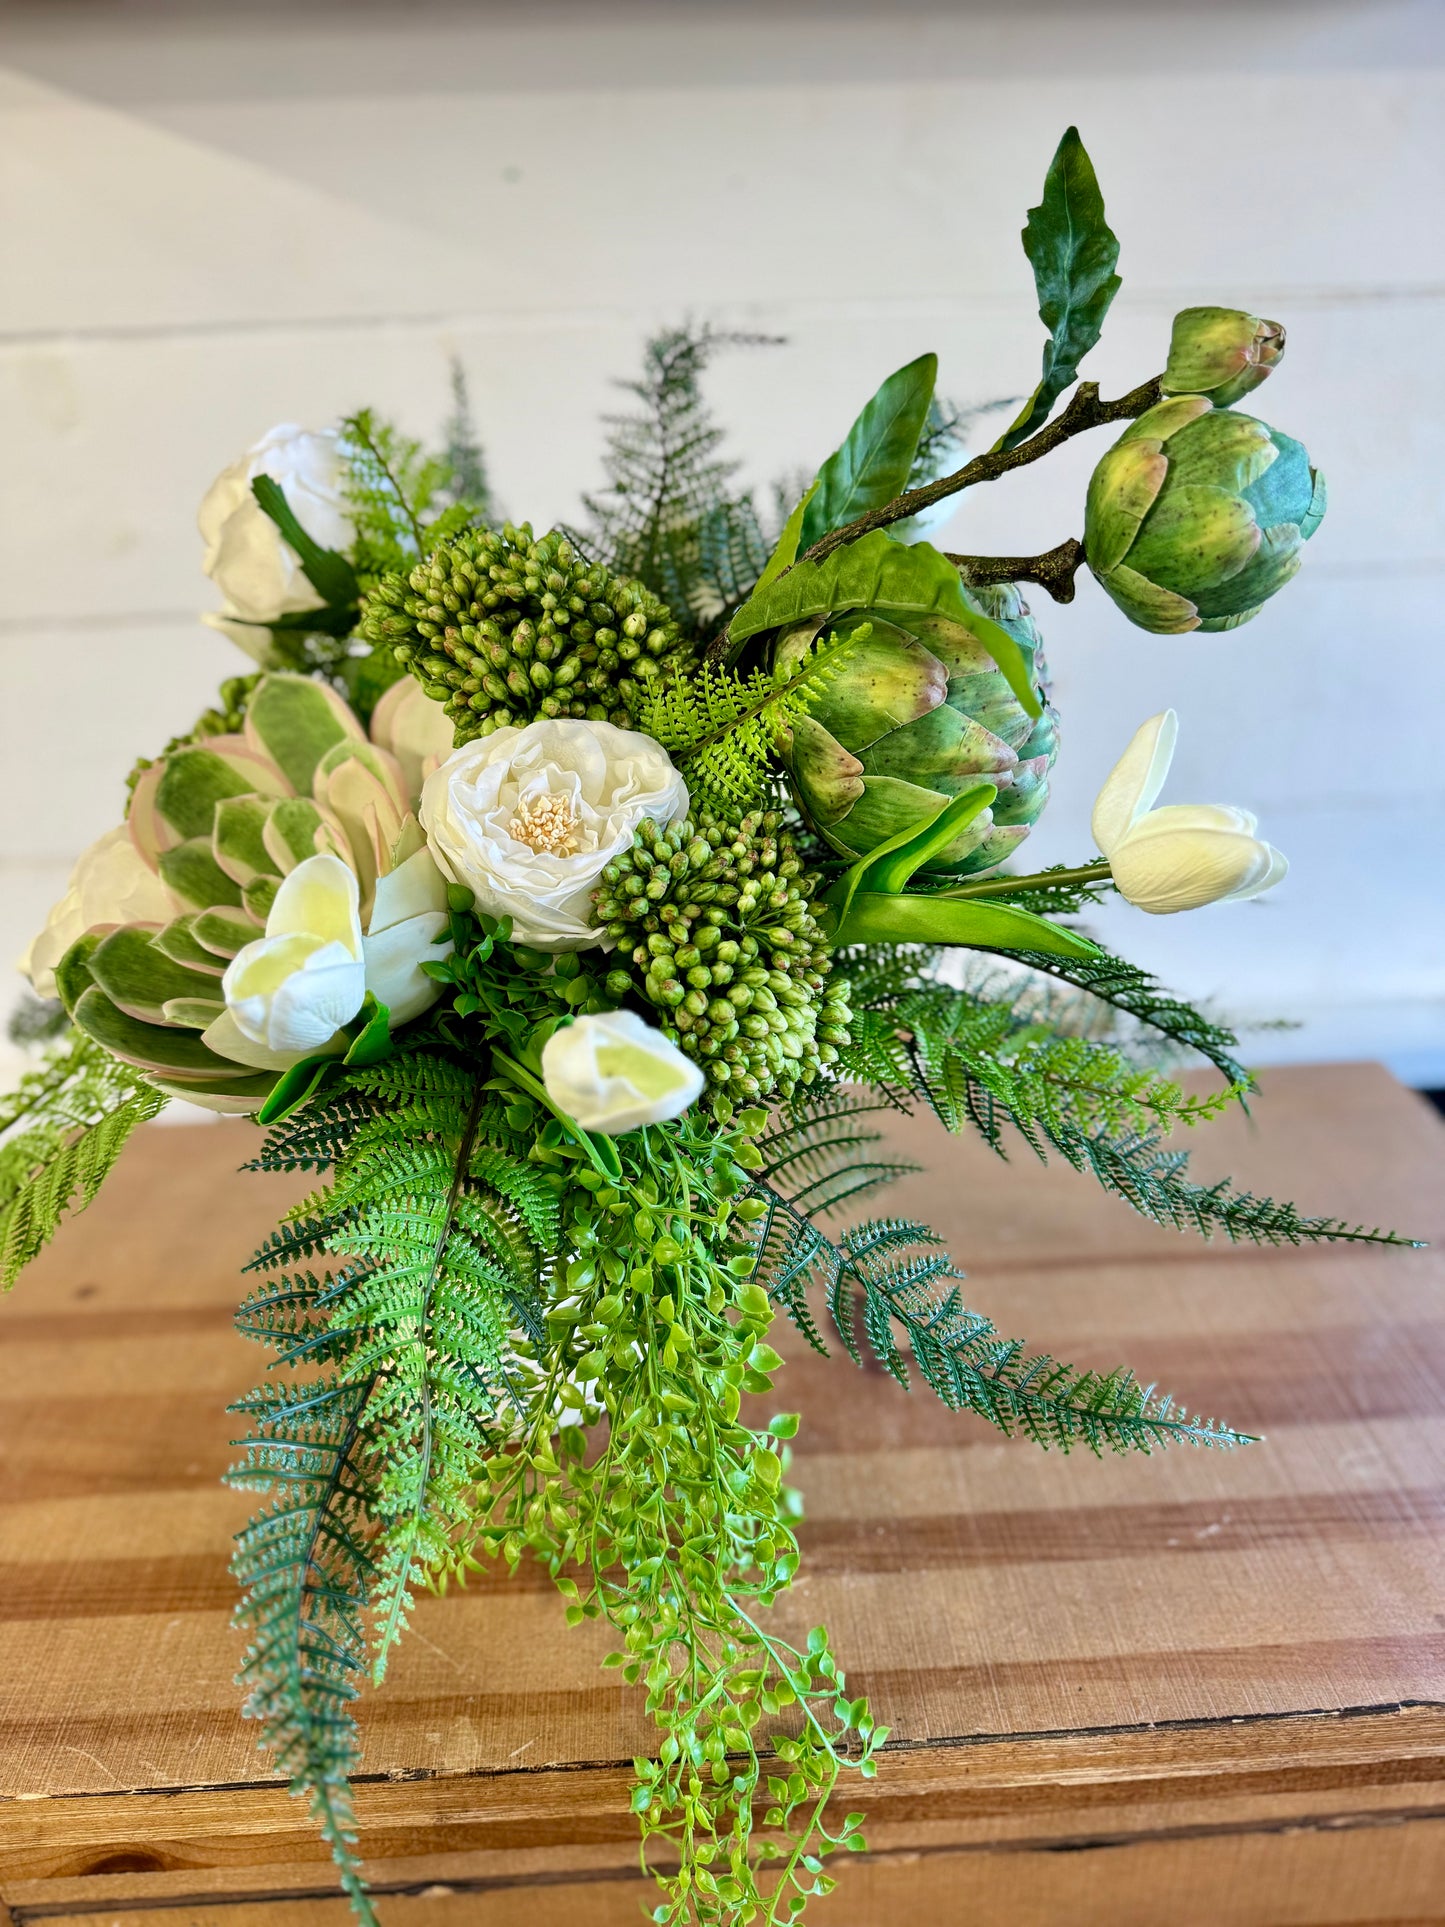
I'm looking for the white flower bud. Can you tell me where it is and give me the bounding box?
[219,853,366,1062]
[1092,711,1286,915]
[199,424,352,627]
[541,1010,705,1134]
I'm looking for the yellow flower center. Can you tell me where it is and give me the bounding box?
[509,791,582,856]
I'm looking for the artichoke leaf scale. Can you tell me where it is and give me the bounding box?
[858,704,1018,795]
[828,774,994,871]
[1127,484,1262,595]
[1163,410,1278,491]
[1098,563,1201,634]
[1084,439,1168,575]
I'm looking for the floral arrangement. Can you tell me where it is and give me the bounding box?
[0,131,1410,1926]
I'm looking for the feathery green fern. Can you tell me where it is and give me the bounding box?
[229,1045,554,1913]
[0,1030,163,1290]
[747,1182,1251,1452]
[641,627,858,812]
[563,325,777,639]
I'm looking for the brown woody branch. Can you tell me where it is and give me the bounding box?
[945,537,1086,605]
[798,373,1164,568]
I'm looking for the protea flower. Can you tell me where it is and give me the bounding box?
[775,582,1059,878]
[48,674,455,1112]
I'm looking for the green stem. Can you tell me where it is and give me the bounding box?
[935,860,1113,901]
[490,1050,621,1182]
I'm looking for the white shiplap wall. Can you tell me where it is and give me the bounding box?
[2,0,1443,1084]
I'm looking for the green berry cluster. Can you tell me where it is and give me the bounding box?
[358,522,692,740]
[594,808,851,1118]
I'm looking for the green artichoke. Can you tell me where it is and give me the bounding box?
[775,582,1059,878]
[1084,395,1326,635]
[1162,306,1285,407]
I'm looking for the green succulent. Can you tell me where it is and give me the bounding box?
[593,808,849,1118]
[1084,395,1326,634]
[773,583,1059,879]
[360,522,693,741]
[1162,306,1285,408]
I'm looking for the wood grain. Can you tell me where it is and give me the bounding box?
[0,1063,1442,1924]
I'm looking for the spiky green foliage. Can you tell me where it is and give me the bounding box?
[745,1168,1251,1452]
[456,1106,883,1925]
[442,361,494,519]
[640,628,856,813]
[0,1030,164,1290]
[341,407,481,589]
[360,521,692,741]
[837,958,1413,1249]
[594,808,851,1117]
[229,1044,554,1912]
[563,326,778,641]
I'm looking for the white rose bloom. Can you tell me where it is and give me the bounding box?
[20,826,176,1000]
[198,424,353,628]
[1092,710,1287,915]
[420,718,689,950]
[542,1010,706,1134]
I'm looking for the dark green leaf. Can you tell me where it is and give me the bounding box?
[996,127,1121,453]
[755,481,818,594]
[797,354,937,551]
[728,532,1040,719]
[826,784,998,929]
[251,475,360,610]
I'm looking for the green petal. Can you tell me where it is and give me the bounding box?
[263,797,331,871]
[785,616,947,751]
[244,875,281,923]
[192,908,262,957]
[155,745,263,842]
[1164,409,1277,491]
[87,926,225,1025]
[785,714,865,825]
[72,986,258,1077]
[1118,394,1211,445]
[151,916,226,975]
[1094,563,1201,634]
[213,795,283,888]
[859,703,1017,794]
[828,775,992,871]
[1190,523,1302,621]
[1128,484,1261,595]
[245,671,363,795]
[157,838,245,911]
[1084,439,1167,575]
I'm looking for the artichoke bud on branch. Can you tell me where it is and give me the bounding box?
[39,674,455,1113]
[773,582,1059,881]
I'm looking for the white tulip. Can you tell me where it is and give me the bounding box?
[218,853,367,1062]
[361,844,453,1024]
[20,826,176,1000]
[1092,711,1287,915]
[421,718,689,951]
[541,1010,706,1134]
[199,424,353,628]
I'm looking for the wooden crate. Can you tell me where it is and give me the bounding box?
[1,1063,1442,1924]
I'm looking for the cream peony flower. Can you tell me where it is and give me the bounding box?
[1092,711,1287,915]
[20,827,176,1000]
[420,718,689,950]
[199,424,353,629]
[541,1010,705,1134]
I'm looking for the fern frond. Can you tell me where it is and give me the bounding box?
[641,626,856,811]
[0,1031,163,1290]
[561,325,779,639]
[747,1190,1252,1454]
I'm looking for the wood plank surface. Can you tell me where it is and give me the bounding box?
[0,1062,1442,1924]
